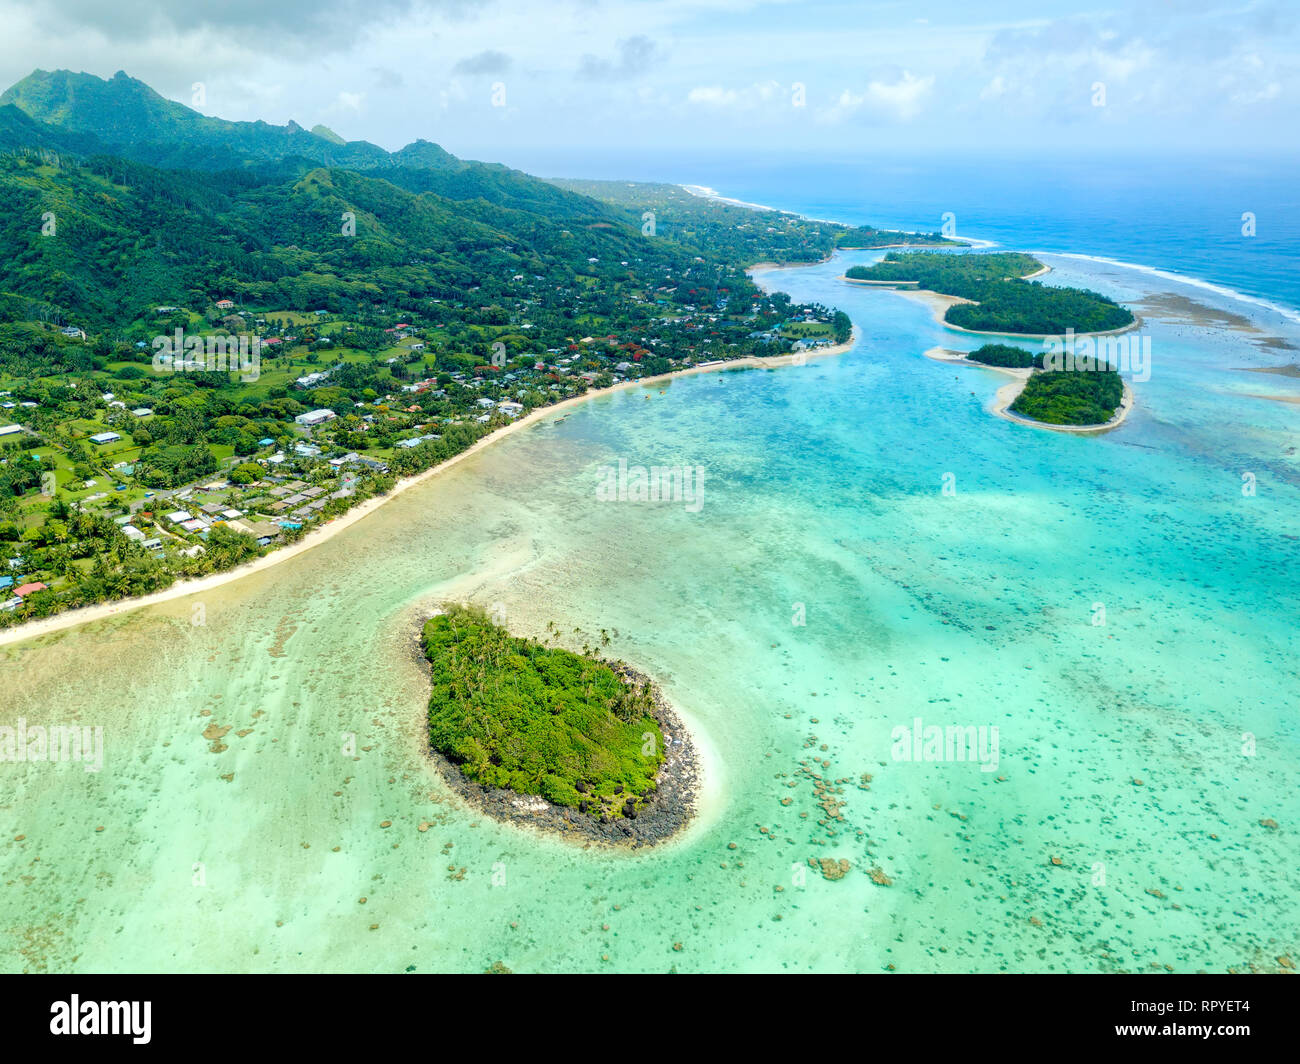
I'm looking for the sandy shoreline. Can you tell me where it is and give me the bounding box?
[923,346,1136,434]
[0,333,857,648]
[993,377,1135,434]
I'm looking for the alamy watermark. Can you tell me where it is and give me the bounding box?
[50,995,150,1044]
[151,328,261,382]
[891,716,999,773]
[1,718,104,772]
[596,458,706,512]
[1042,328,1151,382]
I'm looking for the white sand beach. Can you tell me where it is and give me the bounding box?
[991,376,1135,433]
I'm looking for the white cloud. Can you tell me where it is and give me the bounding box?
[685,80,784,108]
[821,70,934,123]
[0,0,1293,156]
[868,71,934,119]
[687,84,739,106]
[1091,47,1147,83]
[1232,81,1281,104]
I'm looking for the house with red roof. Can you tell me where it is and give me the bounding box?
[14,582,48,597]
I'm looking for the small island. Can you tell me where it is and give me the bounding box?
[925,344,1132,431]
[421,604,699,846]
[1009,365,1125,426]
[845,251,1135,336]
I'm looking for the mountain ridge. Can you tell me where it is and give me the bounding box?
[0,68,464,173]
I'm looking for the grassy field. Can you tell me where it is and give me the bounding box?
[780,321,833,339]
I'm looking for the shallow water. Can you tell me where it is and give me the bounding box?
[2,252,1297,973]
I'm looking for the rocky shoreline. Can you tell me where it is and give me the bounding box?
[413,624,700,849]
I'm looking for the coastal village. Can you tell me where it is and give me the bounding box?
[0,262,848,623]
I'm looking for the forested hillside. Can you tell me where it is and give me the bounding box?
[0,68,862,628]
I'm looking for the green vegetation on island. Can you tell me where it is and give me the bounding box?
[834,224,963,249]
[422,605,664,815]
[965,343,1044,369]
[949,284,1133,335]
[846,251,1040,294]
[1009,367,1124,426]
[830,309,852,343]
[845,251,1134,335]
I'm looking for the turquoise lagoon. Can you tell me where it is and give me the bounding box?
[2,250,1297,973]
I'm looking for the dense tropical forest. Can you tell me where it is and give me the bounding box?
[965,343,1045,368]
[845,251,1135,335]
[846,251,1041,296]
[1009,367,1125,425]
[948,283,1134,335]
[423,605,663,814]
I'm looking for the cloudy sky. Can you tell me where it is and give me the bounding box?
[3,0,1296,167]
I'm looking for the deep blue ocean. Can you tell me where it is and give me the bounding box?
[510,149,1300,320]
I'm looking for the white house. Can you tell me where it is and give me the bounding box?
[294,409,337,427]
